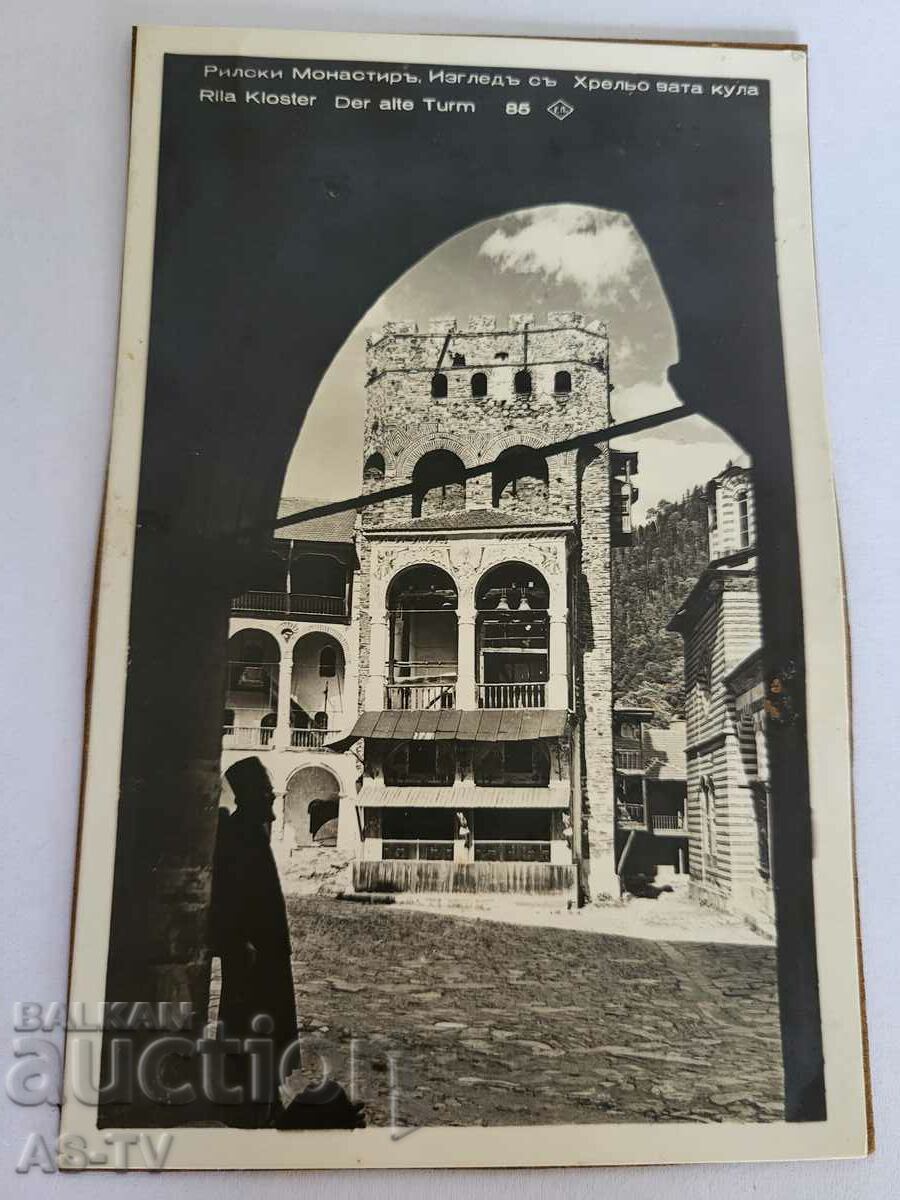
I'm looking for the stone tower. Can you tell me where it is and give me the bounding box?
[351,312,626,901]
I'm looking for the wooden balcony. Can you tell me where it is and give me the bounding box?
[222,725,274,750]
[222,725,332,751]
[651,812,687,836]
[232,590,347,619]
[384,683,457,710]
[616,803,687,836]
[478,682,546,709]
[289,727,329,750]
[617,801,647,830]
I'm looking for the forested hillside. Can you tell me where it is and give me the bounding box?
[611,486,709,723]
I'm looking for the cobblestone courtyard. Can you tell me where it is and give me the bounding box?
[284,897,784,1127]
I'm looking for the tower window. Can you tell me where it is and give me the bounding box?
[363,452,385,482]
[554,370,571,393]
[514,369,532,395]
[471,372,488,397]
[737,491,750,547]
[431,372,448,398]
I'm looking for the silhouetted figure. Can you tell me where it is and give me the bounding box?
[210,757,296,1124]
[210,756,364,1130]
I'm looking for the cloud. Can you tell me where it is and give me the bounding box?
[610,414,749,525]
[477,206,644,303]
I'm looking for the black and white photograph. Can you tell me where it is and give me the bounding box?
[58,25,868,1169]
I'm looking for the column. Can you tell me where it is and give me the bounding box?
[456,602,476,709]
[453,810,473,862]
[337,793,358,852]
[548,609,569,709]
[270,790,289,869]
[274,648,293,748]
[365,614,388,709]
[102,545,234,1124]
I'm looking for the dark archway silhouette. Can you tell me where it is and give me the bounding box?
[492,446,550,511]
[411,449,467,518]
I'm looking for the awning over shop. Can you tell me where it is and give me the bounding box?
[332,708,569,749]
[356,782,570,809]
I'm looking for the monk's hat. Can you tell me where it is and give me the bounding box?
[225,756,275,811]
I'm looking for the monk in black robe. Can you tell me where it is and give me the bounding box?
[210,757,296,1123]
[210,756,364,1129]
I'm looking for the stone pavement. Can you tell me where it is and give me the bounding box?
[395,878,772,946]
[284,897,784,1127]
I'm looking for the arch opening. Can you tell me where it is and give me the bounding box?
[363,451,385,482]
[475,563,550,709]
[492,445,549,514]
[285,765,341,848]
[411,449,466,519]
[224,629,281,747]
[386,565,458,709]
[290,632,346,742]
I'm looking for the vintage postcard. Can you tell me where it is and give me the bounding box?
[61,25,869,1169]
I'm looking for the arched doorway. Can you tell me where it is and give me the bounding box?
[285,766,341,849]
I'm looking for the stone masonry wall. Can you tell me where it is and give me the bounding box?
[576,444,616,899]
[361,313,608,530]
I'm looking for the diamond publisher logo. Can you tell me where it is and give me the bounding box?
[547,99,574,121]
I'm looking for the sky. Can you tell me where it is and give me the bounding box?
[282,205,746,525]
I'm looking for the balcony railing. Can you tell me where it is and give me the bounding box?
[383,839,454,861]
[290,727,329,750]
[652,812,686,833]
[478,682,546,709]
[222,725,274,749]
[232,590,347,619]
[385,683,456,710]
[614,749,643,771]
[617,801,647,827]
[222,724,334,751]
